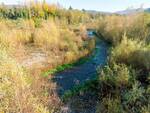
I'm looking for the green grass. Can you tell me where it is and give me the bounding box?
[62,76,99,102]
[42,56,91,77]
[42,45,98,77]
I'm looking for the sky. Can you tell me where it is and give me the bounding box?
[0,0,150,12]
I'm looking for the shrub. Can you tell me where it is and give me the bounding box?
[123,82,145,104]
[59,28,82,52]
[0,19,34,50]
[110,34,143,64]
[122,82,146,113]
[97,15,125,44]
[0,50,49,113]
[33,20,60,49]
[130,48,150,70]
[98,13,150,45]
[0,48,61,113]
[96,12,150,113]
[96,97,124,113]
[111,34,150,71]
[99,63,134,89]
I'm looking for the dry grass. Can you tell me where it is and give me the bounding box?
[98,13,149,45]
[95,13,150,113]
[0,1,97,113]
[111,34,143,63]
[111,34,150,70]
[0,17,93,113]
[97,13,150,70]
[0,49,60,113]
[33,20,60,49]
[0,19,91,65]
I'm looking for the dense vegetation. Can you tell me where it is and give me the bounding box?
[0,2,92,25]
[0,1,150,113]
[96,13,150,113]
[0,2,96,113]
[63,13,150,113]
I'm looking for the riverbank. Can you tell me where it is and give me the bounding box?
[0,18,96,113]
[50,36,109,112]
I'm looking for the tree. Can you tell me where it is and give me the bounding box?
[69,6,73,10]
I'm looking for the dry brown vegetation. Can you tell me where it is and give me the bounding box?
[96,13,150,113]
[0,49,61,113]
[1,1,150,113]
[0,18,94,112]
[0,3,95,112]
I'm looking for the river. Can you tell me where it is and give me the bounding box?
[53,30,109,96]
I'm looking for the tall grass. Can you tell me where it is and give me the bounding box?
[0,18,92,63]
[98,13,150,45]
[0,49,61,113]
[97,13,150,70]
[0,1,92,26]
[0,4,94,112]
[110,34,150,70]
[96,63,149,113]
[95,13,150,113]
[33,20,60,49]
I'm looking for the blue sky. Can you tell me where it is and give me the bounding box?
[1,0,150,12]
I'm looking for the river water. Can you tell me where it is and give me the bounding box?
[53,31,109,96]
[52,30,109,113]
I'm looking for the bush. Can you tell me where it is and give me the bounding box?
[99,63,134,89]
[33,20,60,49]
[122,82,147,113]
[130,48,150,70]
[111,34,150,71]
[0,50,49,113]
[0,19,34,50]
[96,12,150,113]
[96,97,124,113]
[123,82,145,104]
[97,15,125,44]
[97,13,150,45]
[96,63,149,113]
[110,34,143,64]
[0,48,61,113]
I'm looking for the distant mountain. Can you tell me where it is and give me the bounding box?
[115,8,150,15]
[86,10,111,15]
[115,8,144,15]
[2,4,150,15]
[145,8,150,13]
[86,8,150,16]
[0,4,23,8]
